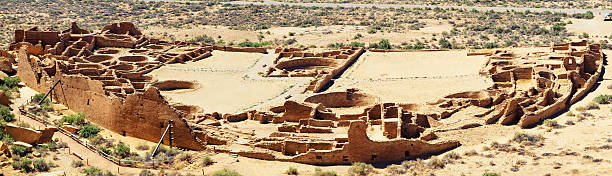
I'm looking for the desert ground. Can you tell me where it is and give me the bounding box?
[0,0,612,176]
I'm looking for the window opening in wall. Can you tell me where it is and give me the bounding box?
[371,155,377,161]
[316,156,322,160]
[405,151,410,158]
[87,99,90,105]
[122,131,126,136]
[160,122,164,128]
[342,156,349,161]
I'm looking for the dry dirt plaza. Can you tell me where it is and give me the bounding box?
[0,1,612,176]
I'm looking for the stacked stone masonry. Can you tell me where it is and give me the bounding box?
[10,22,603,165]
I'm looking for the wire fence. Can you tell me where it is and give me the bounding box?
[19,102,171,169]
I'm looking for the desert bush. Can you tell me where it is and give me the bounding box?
[586,102,600,110]
[348,162,374,176]
[512,131,543,144]
[3,76,20,88]
[140,169,155,176]
[202,155,214,166]
[176,152,192,162]
[237,40,270,47]
[350,42,365,47]
[12,144,28,157]
[113,142,131,158]
[186,35,214,44]
[387,165,405,175]
[443,151,461,160]
[79,125,99,138]
[285,166,298,175]
[427,156,444,169]
[61,112,87,126]
[313,167,337,176]
[33,93,49,104]
[0,105,14,122]
[98,146,111,155]
[136,143,149,150]
[16,121,30,128]
[33,159,50,172]
[482,172,501,176]
[594,95,612,104]
[212,168,242,176]
[45,141,58,151]
[82,166,101,176]
[72,160,84,168]
[439,38,452,49]
[543,119,558,127]
[11,157,33,172]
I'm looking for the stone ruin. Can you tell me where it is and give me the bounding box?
[8,22,604,165]
[264,47,364,93]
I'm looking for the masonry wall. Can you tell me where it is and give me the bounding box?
[17,48,204,150]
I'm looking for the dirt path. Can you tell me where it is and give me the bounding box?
[12,87,199,176]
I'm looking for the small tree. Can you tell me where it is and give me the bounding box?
[33,159,50,172]
[285,166,298,175]
[78,125,99,138]
[0,105,14,122]
[12,144,28,157]
[348,162,374,176]
[11,157,33,172]
[113,142,131,158]
[439,38,452,49]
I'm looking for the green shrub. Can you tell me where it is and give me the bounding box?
[177,153,192,161]
[140,169,155,176]
[586,102,600,110]
[113,142,131,158]
[82,166,102,176]
[350,42,365,47]
[212,168,242,176]
[3,76,20,88]
[237,40,270,47]
[11,157,33,172]
[286,166,298,175]
[203,155,214,166]
[427,156,444,169]
[443,151,461,160]
[313,168,337,176]
[543,119,558,127]
[33,159,50,172]
[482,172,501,176]
[136,143,149,151]
[439,38,452,49]
[0,105,14,122]
[72,160,84,168]
[348,162,374,176]
[11,144,27,157]
[33,93,49,104]
[61,112,87,126]
[593,95,612,104]
[512,131,543,144]
[79,125,99,138]
[98,146,111,155]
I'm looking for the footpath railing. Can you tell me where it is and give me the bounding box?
[19,103,171,169]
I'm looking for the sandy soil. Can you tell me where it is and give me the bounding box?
[567,15,612,38]
[384,49,612,176]
[329,50,492,103]
[147,51,299,113]
[144,22,452,47]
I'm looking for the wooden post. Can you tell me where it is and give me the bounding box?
[86,159,89,166]
[117,167,119,174]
